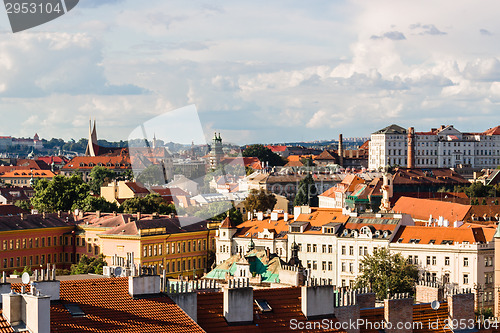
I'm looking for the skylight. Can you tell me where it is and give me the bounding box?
[255,299,273,312]
[64,303,86,317]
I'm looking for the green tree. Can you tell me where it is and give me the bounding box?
[121,193,176,214]
[136,164,167,185]
[74,195,120,213]
[294,173,318,206]
[89,166,116,195]
[300,156,315,167]
[14,200,31,211]
[354,248,418,300]
[116,169,134,181]
[242,144,286,166]
[243,189,277,213]
[210,207,243,224]
[22,266,33,275]
[31,174,90,212]
[71,254,107,275]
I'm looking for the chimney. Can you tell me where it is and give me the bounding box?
[415,281,444,303]
[333,288,362,333]
[42,212,46,219]
[2,291,51,333]
[448,290,474,324]
[407,127,415,168]
[384,295,413,333]
[137,212,142,220]
[112,211,117,217]
[128,275,160,297]
[301,284,334,319]
[20,213,25,220]
[223,279,253,324]
[167,280,198,322]
[270,212,278,221]
[338,134,344,167]
[283,213,288,222]
[293,206,301,220]
[256,212,263,221]
[96,210,101,219]
[57,211,62,218]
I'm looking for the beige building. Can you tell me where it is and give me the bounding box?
[100,181,149,204]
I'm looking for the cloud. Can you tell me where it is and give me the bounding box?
[480,29,492,36]
[371,31,406,40]
[463,58,500,82]
[409,23,446,35]
[78,0,125,8]
[0,32,145,98]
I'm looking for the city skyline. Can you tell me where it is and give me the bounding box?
[0,1,499,145]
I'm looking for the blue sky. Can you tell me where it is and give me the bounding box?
[0,0,499,145]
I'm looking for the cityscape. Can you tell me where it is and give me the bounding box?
[0,1,500,333]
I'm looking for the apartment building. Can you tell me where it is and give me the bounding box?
[368,124,500,170]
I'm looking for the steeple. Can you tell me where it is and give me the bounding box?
[85,118,98,156]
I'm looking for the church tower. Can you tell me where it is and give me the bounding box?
[85,119,98,156]
[208,132,224,170]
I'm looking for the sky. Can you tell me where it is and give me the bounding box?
[0,0,499,145]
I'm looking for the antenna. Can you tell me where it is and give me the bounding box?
[21,272,30,284]
[114,266,122,277]
[431,300,440,310]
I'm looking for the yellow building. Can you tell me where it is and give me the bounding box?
[100,181,149,204]
[0,169,54,187]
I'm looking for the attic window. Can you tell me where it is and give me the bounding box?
[409,239,420,244]
[64,303,86,317]
[255,299,273,312]
[441,240,453,245]
[244,232,250,237]
[429,239,436,244]
[397,238,403,243]
[310,226,322,231]
[308,216,313,220]
[332,216,336,220]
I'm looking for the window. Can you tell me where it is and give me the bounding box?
[328,261,332,271]
[153,245,157,256]
[349,246,354,255]
[312,244,317,253]
[463,257,469,267]
[41,238,45,247]
[143,246,147,257]
[359,247,363,256]
[159,244,163,255]
[408,255,413,264]
[432,256,436,265]
[414,256,418,264]
[322,261,326,270]
[445,257,450,266]
[426,256,431,265]
[341,245,346,255]
[322,245,326,253]
[307,244,311,252]
[312,261,317,270]
[463,274,469,284]
[349,263,353,273]
[341,262,346,272]
[328,245,332,253]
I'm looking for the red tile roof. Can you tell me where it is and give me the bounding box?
[391,224,495,244]
[392,197,471,222]
[62,156,132,170]
[49,277,204,333]
[0,170,55,178]
[265,145,288,152]
[197,287,342,333]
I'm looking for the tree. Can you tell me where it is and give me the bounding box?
[136,164,167,185]
[31,174,90,212]
[294,173,318,206]
[121,194,176,214]
[300,156,315,167]
[354,248,418,300]
[74,195,120,213]
[243,189,277,213]
[242,144,286,166]
[454,182,497,198]
[89,166,116,195]
[211,207,243,224]
[14,200,31,211]
[116,169,134,181]
[71,254,107,275]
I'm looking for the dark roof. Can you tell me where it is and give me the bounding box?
[0,205,26,216]
[100,216,208,236]
[393,168,469,186]
[372,124,406,135]
[0,187,30,202]
[0,214,74,232]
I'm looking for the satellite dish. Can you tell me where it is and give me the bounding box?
[114,267,122,277]
[431,300,440,310]
[21,272,30,284]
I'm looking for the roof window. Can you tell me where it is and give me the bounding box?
[255,299,273,312]
[64,303,86,317]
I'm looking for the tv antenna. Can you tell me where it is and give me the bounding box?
[431,300,440,310]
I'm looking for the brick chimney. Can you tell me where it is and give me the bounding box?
[96,210,101,218]
[384,294,413,333]
[338,134,344,167]
[223,279,253,324]
[448,290,474,324]
[407,127,415,168]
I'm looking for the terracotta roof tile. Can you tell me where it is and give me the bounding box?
[392,197,471,222]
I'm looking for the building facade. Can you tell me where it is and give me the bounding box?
[369,124,500,170]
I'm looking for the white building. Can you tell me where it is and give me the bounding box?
[368,124,500,170]
[390,225,496,310]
